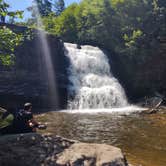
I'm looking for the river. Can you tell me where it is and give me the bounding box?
[36,111,166,166]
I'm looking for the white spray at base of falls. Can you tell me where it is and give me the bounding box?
[64,43,128,109]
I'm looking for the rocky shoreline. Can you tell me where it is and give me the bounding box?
[0,133,128,166]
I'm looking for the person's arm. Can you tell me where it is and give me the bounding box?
[28,118,39,128]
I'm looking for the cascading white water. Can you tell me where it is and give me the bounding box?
[64,43,128,109]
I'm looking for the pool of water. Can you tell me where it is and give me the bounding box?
[36,111,166,166]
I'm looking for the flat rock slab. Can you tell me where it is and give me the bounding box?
[56,143,128,166]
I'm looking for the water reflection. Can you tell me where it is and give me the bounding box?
[36,112,166,166]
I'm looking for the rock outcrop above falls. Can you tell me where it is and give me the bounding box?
[0,133,128,166]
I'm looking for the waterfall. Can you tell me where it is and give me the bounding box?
[64,43,128,109]
[34,1,58,108]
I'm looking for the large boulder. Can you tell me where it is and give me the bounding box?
[56,143,128,166]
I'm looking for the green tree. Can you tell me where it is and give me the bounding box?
[53,0,65,16]
[54,3,78,41]
[44,0,52,16]
[0,0,8,22]
[42,13,57,33]
[41,0,165,64]
[28,0,52,17]
[0,26,23,65]
[0,0,23,65]
[0,0,23,23]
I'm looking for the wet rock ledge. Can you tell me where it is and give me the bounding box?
[0,133,128,166]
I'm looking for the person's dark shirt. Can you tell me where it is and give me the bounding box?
[14,109,33,133]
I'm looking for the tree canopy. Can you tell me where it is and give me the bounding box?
[0,0,23,23]
[28,0,52,17]
[27,0,65,17]
[0,0,23,65]
[0,26,23,66]
[1,0,166,66]
[53,0,65,16]
[40,0,165,63]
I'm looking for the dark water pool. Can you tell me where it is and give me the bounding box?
[36,111,166,166]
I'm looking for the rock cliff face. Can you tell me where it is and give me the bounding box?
[0,23,70,110]
[0,23,165,108]
[108,38,166,102]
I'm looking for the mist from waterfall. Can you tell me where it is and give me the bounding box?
[34,1,58,108]
[64,43,128,110]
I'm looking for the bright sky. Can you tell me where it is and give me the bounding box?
[6,0,81,20]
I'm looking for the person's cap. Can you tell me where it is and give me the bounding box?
[24,103,32,107]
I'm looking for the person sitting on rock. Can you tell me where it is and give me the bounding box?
[14,103,46,133]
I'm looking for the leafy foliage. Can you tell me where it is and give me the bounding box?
[0,0,23,23]
[53,0,65,16]
[0,0,24,65]
[27,0,65,26]
[28,0,52,17]
[28,0,65,18]
[41,0,165,63]
[0,26,23,65]
[52,3,78,41]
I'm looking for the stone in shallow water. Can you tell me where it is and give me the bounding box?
[56,142,128,166]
